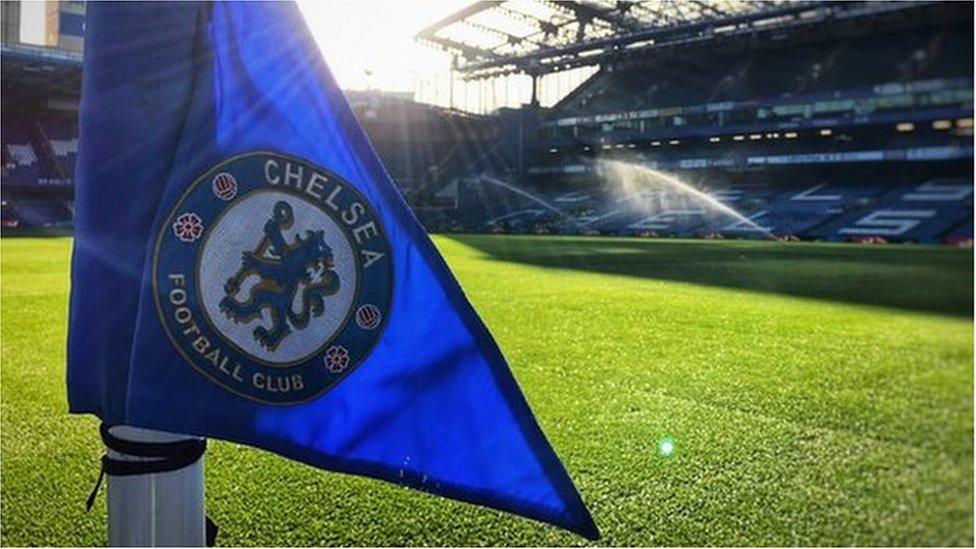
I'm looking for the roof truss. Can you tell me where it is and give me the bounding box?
[415,1,942,79]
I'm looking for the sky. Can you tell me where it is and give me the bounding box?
[17,1,45,44]
[295,1,588,109]
[296,1,468,92]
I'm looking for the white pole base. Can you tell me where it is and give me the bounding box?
[105,426,206,547]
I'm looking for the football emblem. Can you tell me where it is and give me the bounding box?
[153,152,392,404]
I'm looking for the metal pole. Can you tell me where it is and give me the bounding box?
[106,426,206,547]
[449,60,455,110]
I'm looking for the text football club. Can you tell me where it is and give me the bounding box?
[153,151,393,404]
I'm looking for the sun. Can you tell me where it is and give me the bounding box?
[296,1,468,92]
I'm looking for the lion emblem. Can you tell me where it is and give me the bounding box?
[219,200,340,351]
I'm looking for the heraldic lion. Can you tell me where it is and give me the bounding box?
[219,200,340,351]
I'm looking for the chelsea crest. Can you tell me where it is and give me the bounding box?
[153,151,392,404]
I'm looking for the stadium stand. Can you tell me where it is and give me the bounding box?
[3,117,44,187]
[40,117,79,182]
[416,1,973,244]
[1,1,972,245]
[2,34,81,233]
[809,180,974,241]
[345,90,514,210]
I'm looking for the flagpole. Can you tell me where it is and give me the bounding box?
[104,426,207,547]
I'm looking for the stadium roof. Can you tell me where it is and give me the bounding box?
[416,1,946,79]
[1,44,83,105]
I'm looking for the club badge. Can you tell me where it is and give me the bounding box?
[153,151,392,404]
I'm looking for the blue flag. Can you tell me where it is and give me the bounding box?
[67,1,597,540]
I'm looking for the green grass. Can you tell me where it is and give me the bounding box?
[1,235,972,546]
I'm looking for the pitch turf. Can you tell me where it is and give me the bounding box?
[1,235,972,546]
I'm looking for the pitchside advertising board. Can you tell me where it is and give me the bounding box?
[154,152,392,403]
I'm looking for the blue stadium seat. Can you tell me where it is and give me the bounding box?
[808,180,974,242]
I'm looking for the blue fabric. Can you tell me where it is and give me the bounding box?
[68,1,597,539]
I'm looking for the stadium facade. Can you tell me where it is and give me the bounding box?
[1,0,973,244]
[1,0,81,232]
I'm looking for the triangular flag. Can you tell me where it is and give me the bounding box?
[68,1,597,539]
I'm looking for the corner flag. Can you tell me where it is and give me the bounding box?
[67,1,598,539]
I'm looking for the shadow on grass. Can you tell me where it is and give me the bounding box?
[443,234,974,318]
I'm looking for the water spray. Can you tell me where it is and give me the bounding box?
[476,174,584,229]
[595,159,773,238]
